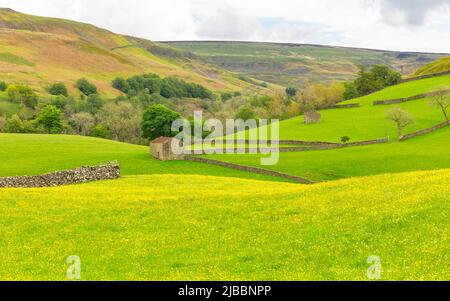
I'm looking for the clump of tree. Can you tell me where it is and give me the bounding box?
[141,104,181,140]
[428,86,450,121]
[344,65,401,100]
[47,82,68,97]
[112,73,213,100]
[6,84,38,108]
[76,78,97,96]
[99,102,142,143]
[387,107,415,138]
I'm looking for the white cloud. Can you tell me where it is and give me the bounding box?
[0,0,449,52]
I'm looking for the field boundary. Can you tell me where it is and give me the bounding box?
[399,121,450,141]
[0,162,120,188]
[327,103,361,109]
[191,138,389,153]
[401,70,450,83]
[373,89,450,105]
[185,156,314,184]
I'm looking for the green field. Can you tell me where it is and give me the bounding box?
[0,169,448,280]
[0,134,284,182]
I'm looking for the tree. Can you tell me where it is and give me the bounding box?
[286,87,297,97]
[99,102,142,143]
[35,105,63,134]
[75,78,97,96]
[387,108,415,138]
[47,82,68,97]
[341,136,351,144]
[69,112,95,135]
[235,106,256,121]
[343,82,359,100]
[428,87,450,121]
[85,94,105,114]
[6,84,38,108]
[141,104,181,140]
[112,77,130,93]
[0,81,7,92]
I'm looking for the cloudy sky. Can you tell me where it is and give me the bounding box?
[1,0,449,53]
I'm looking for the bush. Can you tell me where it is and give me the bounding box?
[341,136,351,144]
[0,81,7,92]
[286,87,297,97]
[235,106,256,121]
[4,114,34,133]
[90,125,111,139]
[75,78,97,96]
[47,82,68,97]
[142,104,181,140]
[6,84,38,108]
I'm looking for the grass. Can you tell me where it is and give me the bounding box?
[0,52,34,66]
[0,169,448,280]
[0,133,285,182]
[414,56,450,76]
[207,125,450,182]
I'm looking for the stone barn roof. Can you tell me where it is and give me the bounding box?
[151,137,173,144]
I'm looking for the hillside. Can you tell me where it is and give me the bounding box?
[166,41,448,86]
[0,169,448,280]
[414,56,450,77]
[205,74,450,181]
[0,8,258,96]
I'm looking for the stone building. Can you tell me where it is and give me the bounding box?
[150,137,185,161]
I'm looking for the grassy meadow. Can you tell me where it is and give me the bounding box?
[0,170,448,280]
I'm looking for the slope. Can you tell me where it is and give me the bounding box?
[414,56,450,77]
[0,8,256,96]
[166,41,448,86]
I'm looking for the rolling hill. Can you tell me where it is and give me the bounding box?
[166,41,448,86]
[0,8,261,97]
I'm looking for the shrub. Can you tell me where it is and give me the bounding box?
[6,84,38,108]
[235,106,256,121]
[341,136,351,144]
[75,78,97,96]
[0,81,7,92]
[286,87,297,97]
[47,82,68,97]
[90,125,111,139]
[142,104,181,140]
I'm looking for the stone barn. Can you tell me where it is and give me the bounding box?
[150,137,185,161]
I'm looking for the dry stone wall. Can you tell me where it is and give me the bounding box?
[399,121,450,141]
[0,162,120,188]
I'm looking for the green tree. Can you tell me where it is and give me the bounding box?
[142,104,181,140]
[6,84,38,108]
[235,106,256,120]
[343,82,359,100]
[286,87,297,97]
[47,82,68,97]
[35,105,63,134]
[75,78,97,96]
[0,81,7,92]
